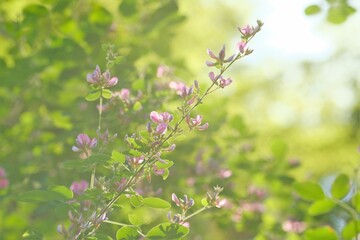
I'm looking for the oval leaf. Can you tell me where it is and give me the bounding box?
[331,173,350,199]
[342,220,360,240]
[85,89,101,101]
[49,185,73,200]
[305,226,337,240]
[305,5,321,15]
[352,192,360,212]
[146,223,189,239]
[293,181,324,201]
[308,199,335,216]
[102,89,113,99]
[116,226,139,240]
[143,197,171,209]
[18,190,68,202]
[111,150,126,164]
[128,213,145,226]
[130,195,143,208]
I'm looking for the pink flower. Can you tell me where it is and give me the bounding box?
[86,65,118,88]
[206,45,235,68]
[237,41,247,53]
[157,65,171,78]
[119,88,130,101]
[218,169,232,179]
[70,180,88,195]
[185,115,209,131]
[150,111,173,124]
[150,111,174,135]
[169,81,186,96]
[218,76,232,88]
[72,133,97,159]
[126,155,145,168]
[282,220,306,233]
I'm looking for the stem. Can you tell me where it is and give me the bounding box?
[98,91,103,131]
[103,220,132,227]
[182,207,208,222]
[90,166,96,189]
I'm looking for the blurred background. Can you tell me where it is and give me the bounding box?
[0,0,359,239]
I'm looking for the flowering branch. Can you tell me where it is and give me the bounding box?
[65,20,263,239]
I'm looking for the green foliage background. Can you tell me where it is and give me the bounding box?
[0,0,358,239]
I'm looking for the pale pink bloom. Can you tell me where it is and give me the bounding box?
[208,71,217,82]
[218,169,232,179]
[126,155,145,167]
[86,65,118,88]
[219,76,232,88]
[215,198,228,208]
[163,143,176,152]
[241,202,265,213]
[150,111,174,135]
[72,133,97,159]
[152,165,165,176]
[282,220,306,233]
[156,65,171,78]
[186,115,209,131]
[150,111,173,124]
[169,81,186,95]
[206,45,235,67]
[0,178,9,189]
[119,88,130,100]
[70,180,88,195]
[237,41,247,53]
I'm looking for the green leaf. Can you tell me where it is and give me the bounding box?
[85,89,101,101]
[161,168,169,180]
[201,198,209,207]
[22,228,44,240]
[133,101,142,111]
[305,226,337,240]
[128,213,145,226]
[102,89,113,99]
[130,195,143,208]
[293,181,324,201]
[116,226,139,240]
[131,79,144,90]
[87,153,110,165]
[270,139,287,159]
[308,199,335,216]
[156,160,174,169]
[128,149,142,157]
[18,190,68,202]
[326,5,355,24]
[119,0,137,17]
[62,159,92,171]
[143,197,171,209]
[48,185,73,200]
[111,150,126,164]
[305,5,321,15]
[342,220,360,240]
[331,173,350,199]
[146,223,189,239]
[352,192,360,211]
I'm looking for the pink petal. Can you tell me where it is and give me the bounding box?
[150,111,162,123]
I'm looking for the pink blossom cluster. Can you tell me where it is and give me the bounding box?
[72,133,97,159]
[86,65,118,88]
[0,167,9,189]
